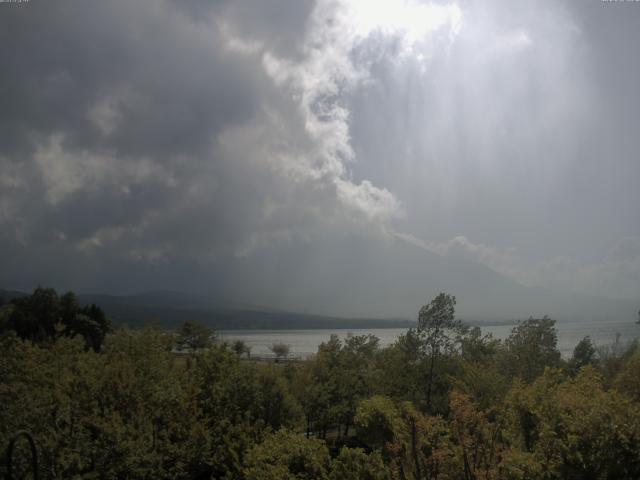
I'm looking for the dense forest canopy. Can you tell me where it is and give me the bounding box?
[1,288,640,479]
[1,287,110,351]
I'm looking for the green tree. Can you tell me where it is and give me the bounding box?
[449,391,506,479]
[614,351,640,401]
[270,342,291,361]
[502,316,561,383]
[386,402,456,480]
[296,335,342,439]
[254,365,302,430]
[60,293,111,351]
[453,327,508,413]
[0,328,205,478]
[0,300,12,333]
[375,329,424,405]
[453,360,508,415]
[292,334,379,440]
[6,288,110,351]
[339,334,379,435]
[329,447,389,480]
[232,339,251,359]
[355,395,401,452]
[417,293,467,411]
[244,429,331,480]
[596,334,639,383]
[191,345,302,478]
[504,367,640,479]
[568,335,597,375]
[9,286,60,342]
[79,303,111,349]
[459,326,500,363]
[176,319,213,352]
[59,291,79,326]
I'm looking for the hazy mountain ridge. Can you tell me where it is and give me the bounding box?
[212,234,638,323]
[0,288,415,330]
[2,234,636,328]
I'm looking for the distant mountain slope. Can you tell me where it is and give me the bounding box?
[0,288,414,330]
[2,233,636,327]
[212,233,638,323]
[0,289,28,302]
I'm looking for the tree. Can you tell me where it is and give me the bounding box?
[6,288,110,351]
[293,336,341,439]
[459,326,499,363]
[596,334,638,382]
[176,320,213,352]
[385,402,455,480]
[568,336,597,375]
[9,286,60,342]
[614,351,640,401]
[253,366,302,430]
[454,327,508,412]
[232,339,252,359]
[375,329,424,405]
[0,300,12,334]
[59,292,111,351]
[453,360,509,414]
[417,293,467,411]
[339,334,379,436]
[244,429,331,480]
[355,395,401,452]
[449,391,505,479]
[329,447,388,480]
[59,291,79,326]
[192,346,301,478]
[270,342,291,362]
[504,367,640,479]
[293,334,380,440]
[502,316,561,383]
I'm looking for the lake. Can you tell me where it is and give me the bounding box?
[218,319,640,359]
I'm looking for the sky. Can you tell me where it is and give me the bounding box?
[1,0,639,315]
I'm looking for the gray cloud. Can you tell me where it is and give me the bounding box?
[0,0,638,312]
[0,0,401,293]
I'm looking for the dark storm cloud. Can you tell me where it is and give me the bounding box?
[0,0,324,291]
[0,0,259,159]
[2,0,396,298]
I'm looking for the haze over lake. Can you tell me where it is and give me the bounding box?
[219,319,640,359]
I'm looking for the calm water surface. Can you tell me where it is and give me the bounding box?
[219,319,640,359]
